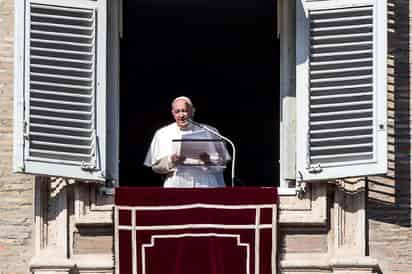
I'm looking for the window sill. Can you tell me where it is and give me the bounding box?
[278,187,297,196]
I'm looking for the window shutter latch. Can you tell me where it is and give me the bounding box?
[81,161,97,171]
[307,163,322,174]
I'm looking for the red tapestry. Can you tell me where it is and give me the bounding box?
[115,187,278,274]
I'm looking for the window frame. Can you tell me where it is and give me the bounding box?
[278,0,297,193]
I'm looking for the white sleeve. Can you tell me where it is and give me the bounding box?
[144,127,175,167]
[144,132,157,167]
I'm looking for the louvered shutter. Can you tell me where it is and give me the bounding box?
[296,0,387,181]
[13,0,108,181]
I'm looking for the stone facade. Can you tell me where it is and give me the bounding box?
[367,0,412,273]
[0,0,412,273]
[0,0,34,272]
[28,179,114,274]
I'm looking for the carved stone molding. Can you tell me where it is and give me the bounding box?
[279,182,378,274]
[74,183,114,226]
[331,257,378,274]
[280,255,378,274]
[333,180,367,257]
[279,183,328,225]
[30,178,114,274]
[330,181,378,274]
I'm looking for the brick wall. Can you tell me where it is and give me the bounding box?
[0,0,34,272]
[368,0,412,273]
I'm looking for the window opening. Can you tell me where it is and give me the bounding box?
[119,0,279,186]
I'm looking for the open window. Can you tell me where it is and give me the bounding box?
[118,0,278,186]
[14,0,278,187]
[13,0,387,187]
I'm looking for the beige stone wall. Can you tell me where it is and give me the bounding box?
[0,0,412,273]
[367,0,412,273]
[0,0,34,272]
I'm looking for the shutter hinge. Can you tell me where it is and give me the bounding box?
[98,179,116,196]
[307,163,322,174]
[23,121,30,140]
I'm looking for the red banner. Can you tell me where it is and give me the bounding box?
[115,187,278,274]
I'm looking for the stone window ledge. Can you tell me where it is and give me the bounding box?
[30,253,114,272]
[279,183,328,225]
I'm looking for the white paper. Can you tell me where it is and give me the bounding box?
[173,129,223,166]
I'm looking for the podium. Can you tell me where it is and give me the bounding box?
[172,135,229,167]
[115,187,278,274]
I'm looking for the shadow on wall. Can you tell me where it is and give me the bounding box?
[367,0,411,227]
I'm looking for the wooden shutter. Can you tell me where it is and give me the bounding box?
[296,0,387,181]
[13,0,108,181]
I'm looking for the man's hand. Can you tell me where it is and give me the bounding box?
[199,152,211,165]
[171,154,186,164]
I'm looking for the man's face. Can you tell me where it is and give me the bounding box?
[172,99,193,129]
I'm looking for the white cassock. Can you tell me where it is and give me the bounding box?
[144,122,231,187]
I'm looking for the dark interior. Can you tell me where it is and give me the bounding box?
[120,0,279,186]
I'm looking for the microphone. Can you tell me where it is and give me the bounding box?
[188,119,236,187]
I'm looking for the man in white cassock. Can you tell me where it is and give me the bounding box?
[144,96,231,187]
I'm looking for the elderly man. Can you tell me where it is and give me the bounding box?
[144,96,230,187]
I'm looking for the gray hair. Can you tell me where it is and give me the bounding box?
[171,96,194,108]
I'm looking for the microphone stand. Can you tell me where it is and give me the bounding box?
[189,119,236,187]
